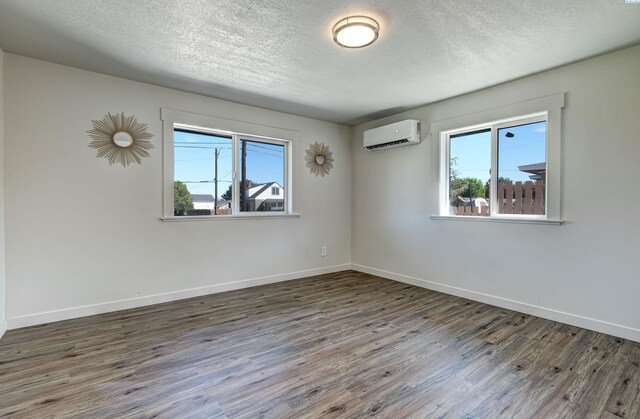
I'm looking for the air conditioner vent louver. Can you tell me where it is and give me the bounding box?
[365,139,409,150]
[363,120,421,151]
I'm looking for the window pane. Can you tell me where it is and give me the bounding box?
[174,129,233,216]
[239,139,285,212]
[497,121,546,215]
[449,129,491,216]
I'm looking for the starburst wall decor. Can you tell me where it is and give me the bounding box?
[304,141,334,177]
[87,112,154,167]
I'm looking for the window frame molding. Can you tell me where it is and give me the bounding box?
[431,93,565,224]
[160,108,299,220]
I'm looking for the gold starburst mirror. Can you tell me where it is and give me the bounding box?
[87,112,154,167]
[305,141,334,177]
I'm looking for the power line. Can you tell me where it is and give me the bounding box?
[176,146,282,158]
[248,149,284,156]
[175,146,232,149]
[175,157,216,161]
[246,151,283,158]
[178,180,232,184]
[245,142,284,152]
[175,142,231,145]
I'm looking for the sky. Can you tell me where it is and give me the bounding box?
[450,121,546,184]
[174,130,285,198]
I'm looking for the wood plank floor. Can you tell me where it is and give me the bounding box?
[1,270,639,418]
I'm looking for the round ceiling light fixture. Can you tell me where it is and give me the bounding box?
[332,15,379,48]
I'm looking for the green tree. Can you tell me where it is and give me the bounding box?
[484,177,512,197]
[451,177,486,198]
[222,185,232,201]
[221,179,254,202]
[174,181,193,215]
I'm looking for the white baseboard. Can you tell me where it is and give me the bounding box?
[352,264,640,343]
[10,263,639,344]
[0,319,6,340]
[7,264,351,330]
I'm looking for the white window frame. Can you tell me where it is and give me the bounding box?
[160,108,299,221]
[431,93,564,224]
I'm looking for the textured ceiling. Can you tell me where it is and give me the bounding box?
[0,0,639,125]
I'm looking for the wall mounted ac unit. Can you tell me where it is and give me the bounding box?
[363,119,421,151]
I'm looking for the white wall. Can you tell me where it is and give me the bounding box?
[4,55,351,328]
[352,45,640,342]
[4,46,640,343]
[0,48,6,338]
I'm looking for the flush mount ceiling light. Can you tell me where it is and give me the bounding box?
[332,16,379,48]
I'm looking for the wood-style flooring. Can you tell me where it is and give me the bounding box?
[1,270,639,418]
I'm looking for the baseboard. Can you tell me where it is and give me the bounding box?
[7,264,351,330]
[352,264,640,343]
[11,263,639,343]
[0,319,6,340]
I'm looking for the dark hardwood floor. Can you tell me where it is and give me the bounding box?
[1,270,639,418]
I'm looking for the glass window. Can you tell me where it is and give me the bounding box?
[161,108,298,219]
[449,129,491,216]
[443,114,547,218]
[174,129,233,216]
[497,121,546,215]
[239,139,285,213]
[171,127,289,217]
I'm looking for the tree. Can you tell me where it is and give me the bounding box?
[222,185,232,201]
[174,181,193,215]
[484,177,512,197]
[221,179,254,202]
[449,157,460,182]
[451,177,486,198]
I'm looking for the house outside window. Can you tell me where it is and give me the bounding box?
[161,109,296,219]
[243,182,284,212]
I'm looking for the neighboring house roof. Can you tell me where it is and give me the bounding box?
[247,182,282,199]
[191,194,227,205]
[518,162,546,174]
[191,194,215,203]
[518,162,546,181]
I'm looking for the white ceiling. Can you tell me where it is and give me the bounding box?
[0,1,639,125]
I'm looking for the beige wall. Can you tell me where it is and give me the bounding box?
[4,55,352,327]
[351,45,640,341]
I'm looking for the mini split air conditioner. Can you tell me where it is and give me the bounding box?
[363,119,421,151]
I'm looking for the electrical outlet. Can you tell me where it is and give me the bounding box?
[321,246,327,257]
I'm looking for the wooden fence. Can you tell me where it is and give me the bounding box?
[183,208,232,216]
[455,205,490,216]
[499,180,544,215]
[454,180,544,216]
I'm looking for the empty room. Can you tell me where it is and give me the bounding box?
[0,1,639,417]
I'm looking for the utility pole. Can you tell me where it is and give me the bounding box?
[214,148,220,215]
[240,140,247,212]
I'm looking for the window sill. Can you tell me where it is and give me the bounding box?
[161,213,300,222]
[430,215,562,225]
